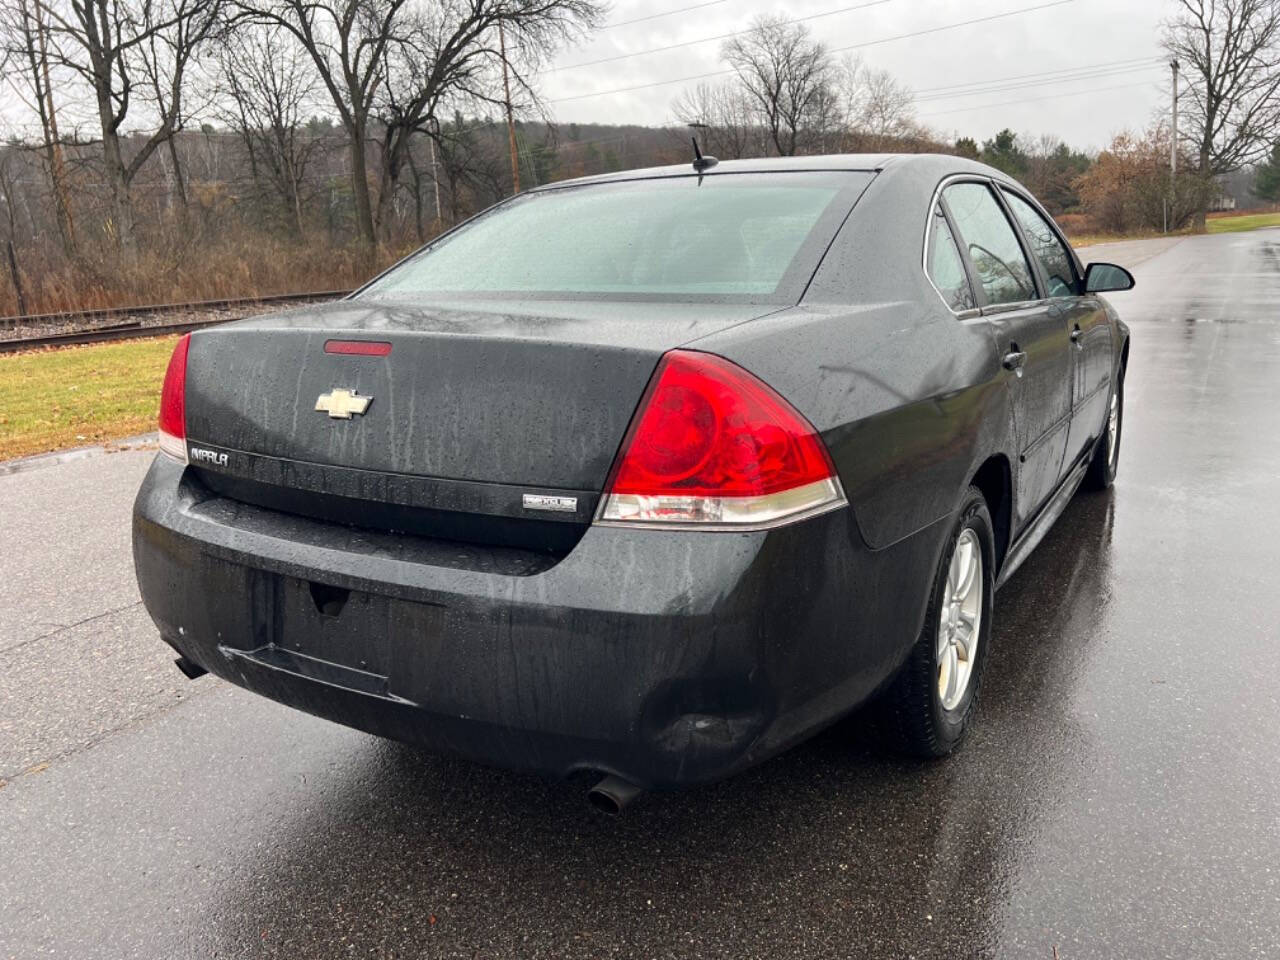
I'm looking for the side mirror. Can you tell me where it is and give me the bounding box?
[1083,262,1135,294]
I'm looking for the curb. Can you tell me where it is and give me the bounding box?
[0,433,159,476]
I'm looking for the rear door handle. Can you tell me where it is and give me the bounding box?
[1002,350,1027,371]
[1070,325,1083,345]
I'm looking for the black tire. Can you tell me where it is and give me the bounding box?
[886,486,995,758]
[1084,370,1124,491]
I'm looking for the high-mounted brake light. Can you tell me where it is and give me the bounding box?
[597,350,846,528]
[158,333,190,463]
[324,339,393,356]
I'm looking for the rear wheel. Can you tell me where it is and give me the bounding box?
[886,487,994,758]
[1085,372,1124,491]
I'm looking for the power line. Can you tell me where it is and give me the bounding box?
[548,0,1076,104]
[918,78,1159,118]
[552,0,900,73]
[601,0,730,30]
[830,0,1074,55]
[549,68,727,103]
[912,55,1163,96]
[914,62,1162,104]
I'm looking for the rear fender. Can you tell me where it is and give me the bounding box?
[690,303,1012,550]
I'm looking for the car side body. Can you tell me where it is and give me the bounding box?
[132,153,1130,791]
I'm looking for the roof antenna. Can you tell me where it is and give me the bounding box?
[691,136,718,172]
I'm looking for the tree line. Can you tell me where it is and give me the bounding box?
[1,0,1279,316]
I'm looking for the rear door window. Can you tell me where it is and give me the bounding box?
[942,182,1037,306]
[1002,190,1079,298]
[927,204,976,312]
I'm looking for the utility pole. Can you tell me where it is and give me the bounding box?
[430,138,442,224]
[1167,57,1179,233]
[498,21,520,194]
[428,116,442,226]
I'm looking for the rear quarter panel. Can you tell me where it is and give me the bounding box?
[692,159,1017,551]
[699,302,1008,550]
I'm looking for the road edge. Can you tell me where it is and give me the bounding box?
[0,432,158,477]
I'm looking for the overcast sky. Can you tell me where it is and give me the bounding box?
[0,0,1173,150]
[539,0,1173,151]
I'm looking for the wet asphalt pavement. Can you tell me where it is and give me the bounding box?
[3,230,1280,958]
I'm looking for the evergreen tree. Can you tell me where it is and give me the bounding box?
[1253,142,1280,203]
[980,129,1029,178]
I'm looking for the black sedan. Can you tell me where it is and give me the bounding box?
[133,154,1132,811]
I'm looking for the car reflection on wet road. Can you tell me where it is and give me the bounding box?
[2,231,1279,958]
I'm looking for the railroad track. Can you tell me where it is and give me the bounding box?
[0,290,349,354]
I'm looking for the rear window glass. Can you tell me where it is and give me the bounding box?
[362,172,871,302]
[927,204,976,312]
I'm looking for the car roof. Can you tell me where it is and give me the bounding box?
[534,153,1016,191]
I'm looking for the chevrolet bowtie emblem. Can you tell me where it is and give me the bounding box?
[315,388,372,419]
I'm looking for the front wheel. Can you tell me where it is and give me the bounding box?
[886,487,995,758]
[1084,373,1124,491]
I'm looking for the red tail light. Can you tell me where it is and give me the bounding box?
[597,350,845,527]
[158,333,190,463]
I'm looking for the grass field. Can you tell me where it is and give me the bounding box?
[0,336,176,461]
[1205,211,1280,233]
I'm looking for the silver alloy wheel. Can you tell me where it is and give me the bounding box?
[937,528,982,711]
[1107,390,1120,467]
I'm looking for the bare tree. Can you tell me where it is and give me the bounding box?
[0,149,31,315]
[1163,0,1280,229]
[0,0,77,255]
[401,135,437,239]
[219,24,320,235]
[139,7,222,214]
[374,0,602,238]
[235,0,409,251]
[672,81,759,159]
[838,54,917,150]
[433,112,503,222]
[38,0,223,254]
[722,15,834,157]
[238,0,601,252]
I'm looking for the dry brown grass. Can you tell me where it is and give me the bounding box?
[1,232,414,317]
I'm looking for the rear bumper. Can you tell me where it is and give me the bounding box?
[132,456,942,788]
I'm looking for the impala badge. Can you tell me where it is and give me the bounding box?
[315,388,372,419]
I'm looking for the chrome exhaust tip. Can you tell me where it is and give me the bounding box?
[587,774,643,815]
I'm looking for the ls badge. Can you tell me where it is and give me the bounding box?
[523,494,578,513]
[315,388,372,419]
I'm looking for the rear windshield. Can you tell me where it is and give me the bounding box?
[361,171,873,303]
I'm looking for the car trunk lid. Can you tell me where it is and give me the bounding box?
[180,297,777,551]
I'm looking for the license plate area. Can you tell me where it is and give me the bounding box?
[277,575,392,677]
[203,558,443,703]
